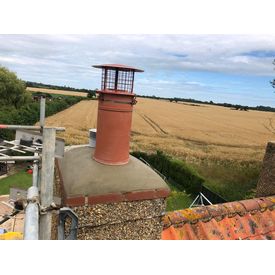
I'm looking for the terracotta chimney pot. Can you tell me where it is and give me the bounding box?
[92,64,143,165]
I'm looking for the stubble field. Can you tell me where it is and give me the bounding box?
[44,97,275,163]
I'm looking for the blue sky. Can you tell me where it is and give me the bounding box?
[0,34,274,107]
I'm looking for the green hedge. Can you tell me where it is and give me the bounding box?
[131,150,204,195]
[0,96,82,140]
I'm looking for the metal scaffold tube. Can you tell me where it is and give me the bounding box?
[32,153,39,187]
[40,97,46,128]
[0,97,66,240]
[0,124,65,131]
[0,124,42,130]
[24,186,39,240]
[39,127,56,240]
[0,156,40,161]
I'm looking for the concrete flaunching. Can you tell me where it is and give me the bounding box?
[53,145,170,240]
[58,146,168,196]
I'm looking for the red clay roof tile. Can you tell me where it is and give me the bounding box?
[224,201,247,216]
[254,197,274,210]
[239,199,261,212]
[181,223,198,240]
[162,195,275,240]
[205,204,228,220]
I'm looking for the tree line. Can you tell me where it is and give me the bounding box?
[138,60,275,113]
[137,94,275,113]
[0,66,82,140]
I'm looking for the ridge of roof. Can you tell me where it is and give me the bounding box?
[163,195,275,229]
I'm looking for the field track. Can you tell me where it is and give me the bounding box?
[43,97,275,162]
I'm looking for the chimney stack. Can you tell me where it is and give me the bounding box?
[54,63,170,240]
[256,141,275,197]
[92,64,143,165]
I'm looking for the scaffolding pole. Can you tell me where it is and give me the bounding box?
[32,153,39,187]
[39,128,56,240]
[0,124,65,132]
[0,97,65,240]
[24,186,39,240]
[0,156,40,161]
[40,97,46,129]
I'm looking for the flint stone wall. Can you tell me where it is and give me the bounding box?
[257,142,275,197]
[70,198,166,240]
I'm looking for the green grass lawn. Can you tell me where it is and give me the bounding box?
[166,183,194,211]
[0,170,32,195]
[165,158,260,210]
[190,160,260,201]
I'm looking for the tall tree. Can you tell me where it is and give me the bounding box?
[272,59,275,89]
[0,66,31,108]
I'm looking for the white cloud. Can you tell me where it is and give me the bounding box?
[0,34,274,105]
[1,34,274,78]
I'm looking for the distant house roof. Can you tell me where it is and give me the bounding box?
[162,195,275,240]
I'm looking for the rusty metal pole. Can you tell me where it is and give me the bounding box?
[39,127,56,240]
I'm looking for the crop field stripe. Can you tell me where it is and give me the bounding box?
[44,98,275,162]
[136,111,167,135]
[143,114,168,135]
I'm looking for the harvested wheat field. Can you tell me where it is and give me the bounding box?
[44,98,275,162]
[27,87,88,97]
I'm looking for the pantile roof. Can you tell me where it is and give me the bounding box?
[162,196,275,240]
